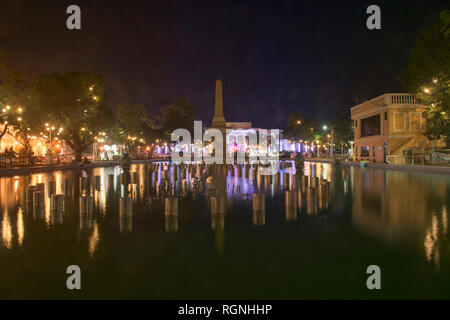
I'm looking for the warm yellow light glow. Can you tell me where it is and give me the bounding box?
[423,88,430,93]
[45,123,49,127]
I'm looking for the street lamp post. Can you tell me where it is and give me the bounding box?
[323,125,334,158]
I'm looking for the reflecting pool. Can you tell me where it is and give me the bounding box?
[0,161,449,299]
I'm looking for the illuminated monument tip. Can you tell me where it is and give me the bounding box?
[211,78,227,129]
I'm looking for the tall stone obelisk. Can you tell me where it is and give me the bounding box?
[211,79,227,129]
[209,79,227,233]
[210,78,228,165]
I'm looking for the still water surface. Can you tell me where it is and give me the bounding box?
[0,161,449,299]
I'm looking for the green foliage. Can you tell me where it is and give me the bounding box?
[283,113,319,142]
[31,72,114,160]
[400,9,450,143]
[0,50,32,141]
[161,98,195,139]
[332,119,354,150]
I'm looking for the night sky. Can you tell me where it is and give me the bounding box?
[0,0,447,128]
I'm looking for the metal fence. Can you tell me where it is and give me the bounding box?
[0,153,43,167]
[386,153,450,165]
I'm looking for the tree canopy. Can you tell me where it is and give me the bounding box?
[400,9,450,143]
[30,72,114,160]
[161,98,195,139]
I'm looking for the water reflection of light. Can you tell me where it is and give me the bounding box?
[88,222,99,258]
[423,212,442,272]
[55,172,62,194]
[424,230,433,262]
[44,192,51,227]
[442,205,447,235]
[2,209,12,249]
[17,207,24,247]
[14,178,19,193]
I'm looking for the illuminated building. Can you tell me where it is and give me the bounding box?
[351,93,445,163]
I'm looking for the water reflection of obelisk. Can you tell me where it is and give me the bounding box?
[210,79,227,255]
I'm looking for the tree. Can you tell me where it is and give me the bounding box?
[112,102,152,154]
[283,112,304,140]
[332,119,354,153]
[400,9,450,144]
[161,98,195,140]
[0,51,29,143]
[283,113,319,143]
[31,72,114,161]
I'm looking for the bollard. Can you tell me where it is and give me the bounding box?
[27,185,39,203]
[284,172,291,189]
[306,187,317,215]
[47,180,56,197]
[79,195,94,213]
[33,191,45,219]
[94,175,101,190]
[301,175,309,190]
[310,177,319,188]
[275,171,280,187]
[51,194,64,212]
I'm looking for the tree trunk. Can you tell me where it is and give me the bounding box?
[75,150,83,162]
[0,123,9,140]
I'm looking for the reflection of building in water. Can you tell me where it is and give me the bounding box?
[119,197,133,232]
[79,195,94,230]
[353,169,427,239]
[352,168,449,270]
[424,206,448,272]
[164,197,178,232]
[210,187,226,256]
[50,194,64,224]
[88,222,100,258]
[285,190,297,221]
[211,196,226,230]
[1,208,12,249]
[252,193,265,226]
